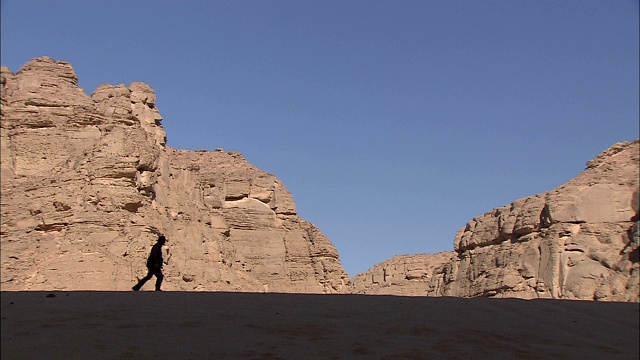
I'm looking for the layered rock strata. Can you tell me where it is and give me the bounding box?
[2,56,637,302]
[1,57,348,292]
[352,140,639,302]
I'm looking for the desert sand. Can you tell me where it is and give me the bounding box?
[1,291,638,359]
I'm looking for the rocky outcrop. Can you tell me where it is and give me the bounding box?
[1,57,348,292]
[352,140,639,302]
[3,57,637,302]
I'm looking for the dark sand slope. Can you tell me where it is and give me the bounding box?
[2,292,638,359]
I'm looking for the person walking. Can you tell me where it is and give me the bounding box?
[132,235,168,291]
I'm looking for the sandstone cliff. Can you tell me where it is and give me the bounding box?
[1,57,349,292]
[352,140,639,301]
[2,57,637,302]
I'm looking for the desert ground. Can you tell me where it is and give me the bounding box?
[1,291,638,359]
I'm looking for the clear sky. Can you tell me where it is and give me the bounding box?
[2,0,638,277]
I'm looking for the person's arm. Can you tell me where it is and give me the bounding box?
[162,245,171,266]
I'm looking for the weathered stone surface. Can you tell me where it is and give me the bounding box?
[349,252,456,296]
[1,57,348,293]
[352,140,639,302]
[3,56,636,302]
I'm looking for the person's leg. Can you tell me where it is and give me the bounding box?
[132,269,153,291]
[154,269,164,291]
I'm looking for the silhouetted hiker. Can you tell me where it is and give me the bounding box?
[132,235,168,291]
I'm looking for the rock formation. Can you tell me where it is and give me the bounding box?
[2,56,637,302]
[352,140,639,302]
[1,57,349,292]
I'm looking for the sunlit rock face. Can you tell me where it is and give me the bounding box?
[352,140,639,302]
[2,56,637,302]
[1,57,349,293]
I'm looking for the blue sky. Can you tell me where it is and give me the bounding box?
[2,1,638,277]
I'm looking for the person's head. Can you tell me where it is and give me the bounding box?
[158,235,167,244]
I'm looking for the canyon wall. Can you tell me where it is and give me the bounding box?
[1,57,349,292]
[352,140,639,301]
[2,57,637,302]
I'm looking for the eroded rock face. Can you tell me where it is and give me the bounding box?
[352,140,639,302]
[1,57,348,292]
[3,56,637,301]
